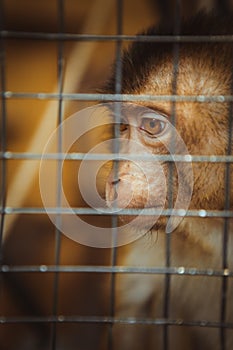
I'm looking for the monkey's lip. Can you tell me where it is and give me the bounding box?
[115,173,146,182]
[116,204,164,210]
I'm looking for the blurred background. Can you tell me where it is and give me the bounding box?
[1,0,233,349]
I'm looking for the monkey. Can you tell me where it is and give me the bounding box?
[103,12,233,350]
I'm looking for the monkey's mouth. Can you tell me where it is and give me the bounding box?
[115,207,164,231]
[105,174,164,230]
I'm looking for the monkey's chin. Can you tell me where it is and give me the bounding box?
[117,208,165,233]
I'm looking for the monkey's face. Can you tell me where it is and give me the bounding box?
[104,36,233,233]
[105,104,191,232]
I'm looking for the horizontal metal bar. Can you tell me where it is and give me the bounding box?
[1,152,233,163]
[1,265,232,277]
[0,315,233,329]
[1,31,233,43]
[1,207,233,218]
[1,91,233,102]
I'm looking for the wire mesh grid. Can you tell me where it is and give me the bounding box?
[0,1,233,350]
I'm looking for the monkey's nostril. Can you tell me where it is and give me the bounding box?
[112,179,120,185]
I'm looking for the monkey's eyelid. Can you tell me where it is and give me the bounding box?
[139,112,168,122]
[139,119,168,138]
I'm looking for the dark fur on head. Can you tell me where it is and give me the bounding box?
[105,12,233,95]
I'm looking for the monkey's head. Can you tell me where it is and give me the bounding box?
[105,13,233,233]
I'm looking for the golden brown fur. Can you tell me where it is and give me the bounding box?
[104,12,233,350]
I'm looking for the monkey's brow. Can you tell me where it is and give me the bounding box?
[105,103,169,121]
[142,104,170,120]
[104,104,132,121]
[105,103,137,116]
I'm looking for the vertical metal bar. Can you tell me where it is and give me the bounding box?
[0,0,6,260]
[220,71,233,350]
[163,1,181,349]
[0,1,8,341]
[50,0,65,349]
[108,0,123,349]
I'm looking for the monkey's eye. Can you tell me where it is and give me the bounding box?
[112,119,128,134]
[119,119,129,133]
[117,118,129,133]
[139,117,167,137]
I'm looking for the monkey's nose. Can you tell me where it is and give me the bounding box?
[111,179,121,185]
[109,179,120,201]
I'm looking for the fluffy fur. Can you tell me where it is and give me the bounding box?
[104,12,233,350]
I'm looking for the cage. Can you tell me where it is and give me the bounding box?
[0,0,233,349]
